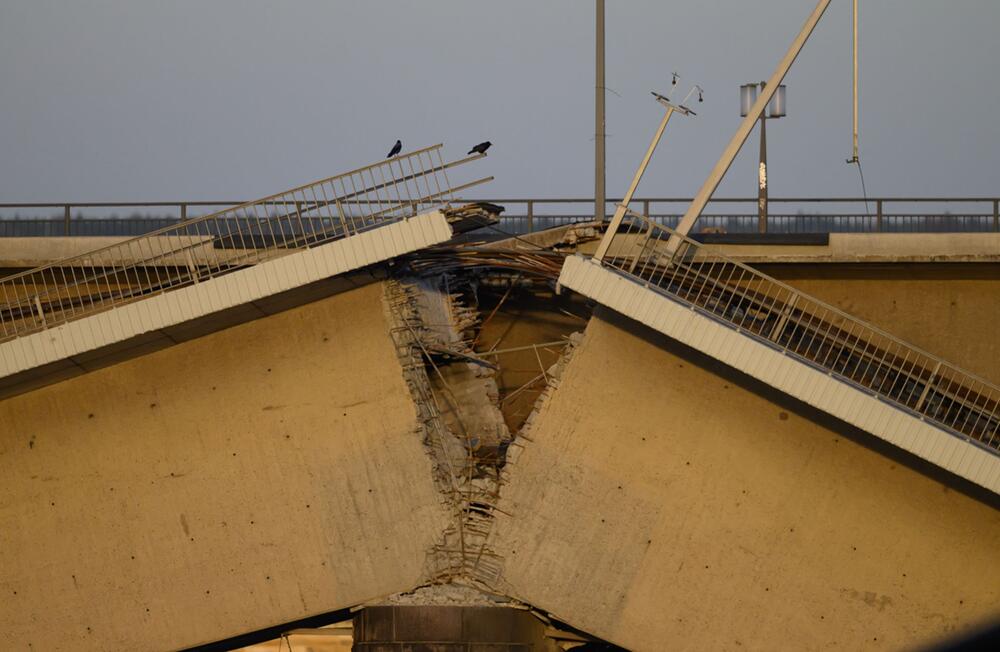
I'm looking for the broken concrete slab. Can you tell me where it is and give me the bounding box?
[492,307,1000,651]
[0,283,450,651]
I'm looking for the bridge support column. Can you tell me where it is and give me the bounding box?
[352,606,548,650]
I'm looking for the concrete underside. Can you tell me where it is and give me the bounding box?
[0,283,450,651]
[493,307,1000,651]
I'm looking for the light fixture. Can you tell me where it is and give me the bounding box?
[740,84,758,117]
[767,84,787,118]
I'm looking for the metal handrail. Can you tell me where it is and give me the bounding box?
[620,207,999,381]
[4,196,1000,207]
[0,145,490,342]
[2,196,998,235]
[595,206,1000,453]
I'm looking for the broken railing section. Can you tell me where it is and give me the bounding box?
[587,208,1000,456]
[0,144,492,343]
[441,202,505,237]
[383,279,510,588]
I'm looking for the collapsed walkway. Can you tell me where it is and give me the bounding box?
[0,145,496,397]
[558,209,1000,494]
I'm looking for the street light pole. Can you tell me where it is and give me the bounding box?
[593,89,698,262]
[595,0,606,224]
[593,105,674,262]
[742,80,784,233]
[758,109,768,232]
[851,0,859,163]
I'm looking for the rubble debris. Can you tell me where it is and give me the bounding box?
[382,232,592,592]
[383,278,511,589]
[378,583,519,607]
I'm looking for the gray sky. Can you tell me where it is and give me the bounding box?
[1,0,998,203]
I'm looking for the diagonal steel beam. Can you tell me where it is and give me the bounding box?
[664,0,832,255]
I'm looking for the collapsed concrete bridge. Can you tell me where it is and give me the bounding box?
[1,150,999,651]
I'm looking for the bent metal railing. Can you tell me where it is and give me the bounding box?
[596,207,1000,455]
[0,144,491,343]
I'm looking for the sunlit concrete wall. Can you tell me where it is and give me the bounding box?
[0,282,449,651]
[494,307,1000,651]
[2,255,998,650]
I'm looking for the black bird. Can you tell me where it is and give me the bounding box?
[468,141,491,155]
[386,139,402,158]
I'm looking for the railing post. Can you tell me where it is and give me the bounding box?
[526,200,534,233]
[34,296,48,328]
[63,205,71,235]
[876,199,883,232]
[627,219,655,274]
[294,201,306,244]
[335,199,350,236]
[184,250,200,285]
[643,199,650,217]
[180,203,187,222]
[914,361,942,413]
[993,199,998,232]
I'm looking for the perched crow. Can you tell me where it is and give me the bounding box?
[386,139,402,158]
[468,141,492,155]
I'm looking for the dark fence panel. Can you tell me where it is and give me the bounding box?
[1,198,998,236]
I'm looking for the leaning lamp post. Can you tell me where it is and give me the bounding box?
[593,80,701,262]
[741,82,786,233]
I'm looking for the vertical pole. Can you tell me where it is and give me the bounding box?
[876,199,883,231]
[852,0,859,161]
[34,296,47,328]
[180,203,187,222]
[334,199,349,235]
[64,205,71,235]
[665,0,831,254]
[526,200,534,233]
[758,114,768,233]
[593,107,675,262]
[595,0,606,224]
[294,201,306,243]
